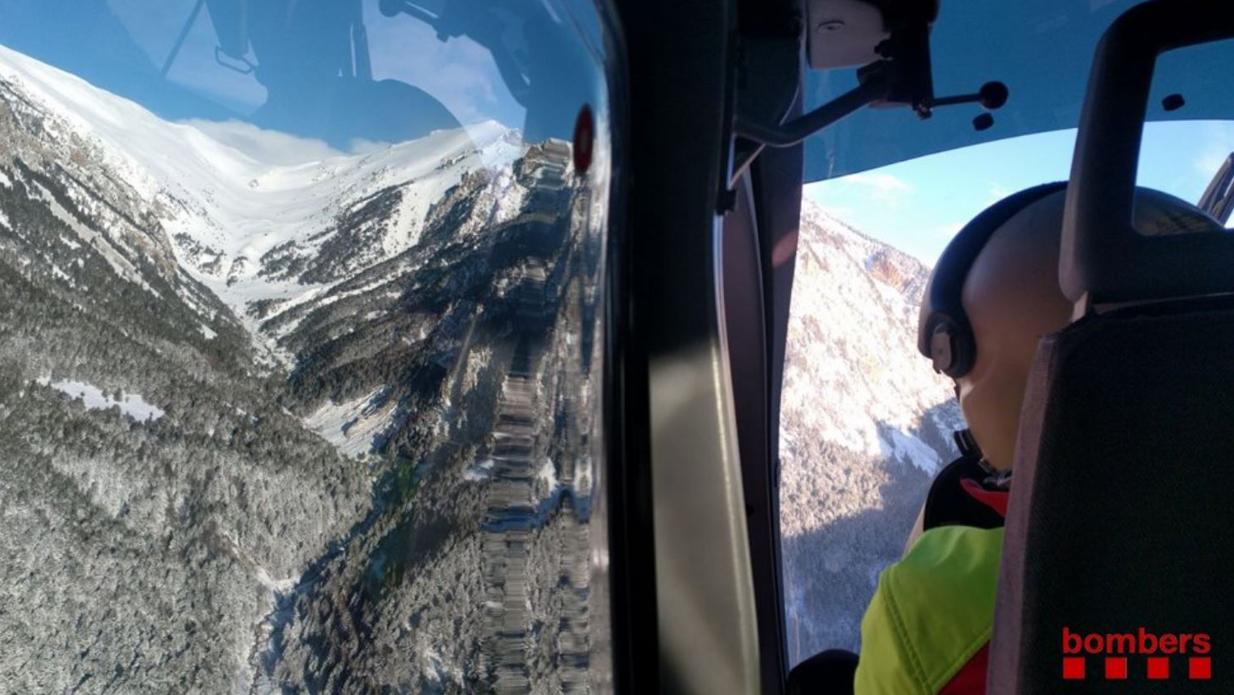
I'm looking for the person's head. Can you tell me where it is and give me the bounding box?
[919,185,1220,471]
[952,190,1071,471]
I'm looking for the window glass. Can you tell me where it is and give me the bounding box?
[0,1,613,691]
[1136,42,1234,231]
[781,118,1233,663]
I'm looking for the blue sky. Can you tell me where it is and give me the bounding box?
[806,120,1234,263]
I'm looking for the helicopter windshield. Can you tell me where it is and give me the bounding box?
[803,0,1234,182]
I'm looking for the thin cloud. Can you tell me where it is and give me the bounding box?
[183,119,344,165]
[845,172,912,194]
[982,183,1014,208]
[1194,150,1229,179]
[936,221,965,239]
[1192,123,1234,179]
[835,171,914,207]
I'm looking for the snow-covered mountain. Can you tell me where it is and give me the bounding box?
[780,201,964,660]
[0,46,597,693]
[0,43,524,362]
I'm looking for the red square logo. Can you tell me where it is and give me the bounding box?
[1190,657,1212,680]
[1063,657,1086,680]
[1104,657,1128,680]
[1147,657,1170,680]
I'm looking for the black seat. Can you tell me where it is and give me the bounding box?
[988,296,1234,693]
[988,1,1234,692]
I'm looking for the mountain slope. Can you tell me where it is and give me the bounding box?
[780,201,964,659]
[0,102,374,695]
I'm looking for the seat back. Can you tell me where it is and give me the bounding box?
[988,297,1234,693]
[989,1,1234,691]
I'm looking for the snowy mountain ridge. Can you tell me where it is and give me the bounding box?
[0,43,524,344]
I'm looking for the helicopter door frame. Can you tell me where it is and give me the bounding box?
[608,0,765,692]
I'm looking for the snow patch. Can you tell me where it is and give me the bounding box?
[36,377,165,422]
[463,459,496,482]
[303,387,392,457]
[879,428,942,474]
[536,457,558,490]
[255,567,297,594]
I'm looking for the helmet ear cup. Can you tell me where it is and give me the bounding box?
[917,182,1069,378]
[926,317,976,378]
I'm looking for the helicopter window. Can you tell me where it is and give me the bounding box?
[0,1,614,691]
[780,118,1234,663]
[1136,41,1234,230]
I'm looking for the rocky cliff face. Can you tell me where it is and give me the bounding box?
[779,201,964,660]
